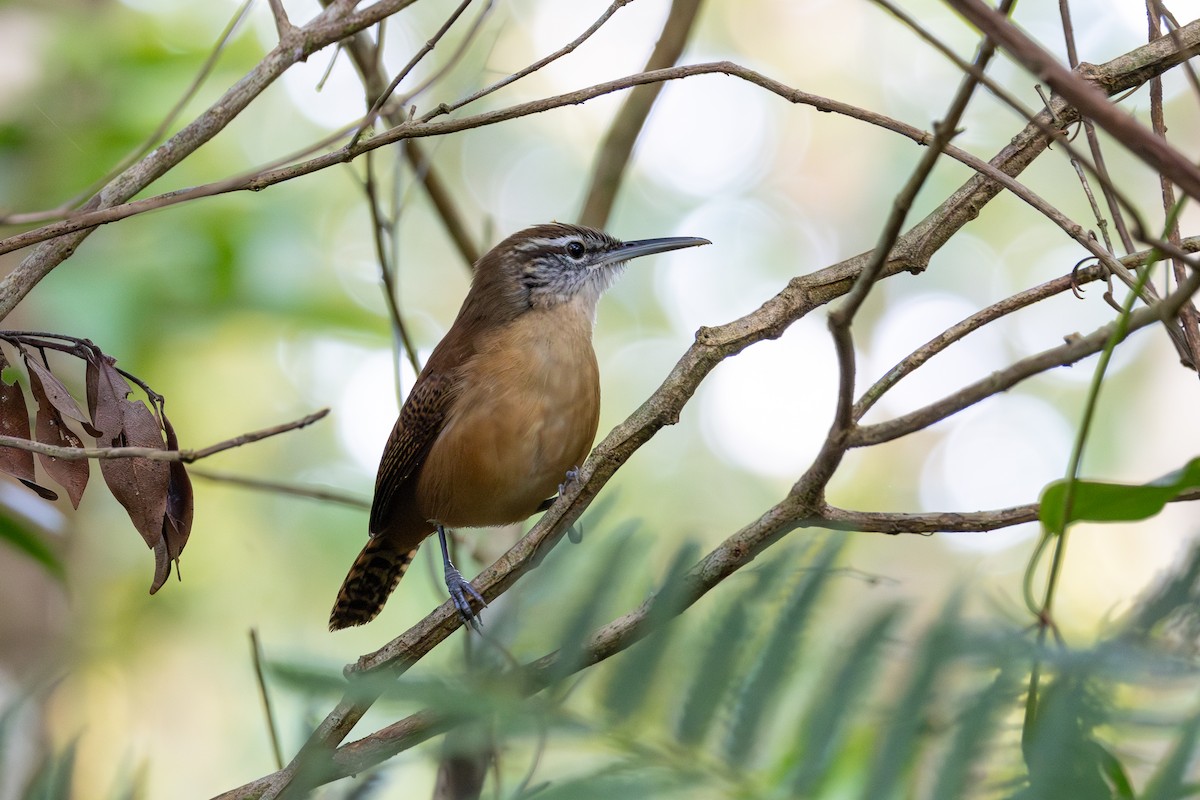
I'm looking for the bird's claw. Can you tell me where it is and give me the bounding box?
[558,467,580,497]
[444,563,487,632]
[558,468,584,543]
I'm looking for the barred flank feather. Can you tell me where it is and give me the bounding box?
[329,539,418,630]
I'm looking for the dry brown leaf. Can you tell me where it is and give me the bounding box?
[91,358,170,557]
[161,412,193,564]
[25,354,101,437]
[25,354,89,508]
[151,534,171,595]
[0,352,35,484]
[0,352,57,501]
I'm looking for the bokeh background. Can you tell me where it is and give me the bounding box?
[2,0,1200,796]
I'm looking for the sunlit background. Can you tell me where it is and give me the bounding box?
[2,0,1200,796]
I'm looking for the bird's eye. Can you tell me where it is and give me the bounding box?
[566,241,586,259]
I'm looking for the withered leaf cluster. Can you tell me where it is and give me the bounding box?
[0,333,193,592]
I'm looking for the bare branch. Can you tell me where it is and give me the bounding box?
[424,0,635,121]
[0,409,328,463]
[0,0,425,322]
[7,17,1199,275]
[188,468,370,508]
[947,0,1200,200]
[854,237,1200,420]
[348,0,475,149]
[851,265,1200,448]
[578,0,705,228]
[267,0,298,42]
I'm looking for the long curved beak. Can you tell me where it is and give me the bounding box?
[600,236,711,267]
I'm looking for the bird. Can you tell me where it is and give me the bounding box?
[329,222,709,631]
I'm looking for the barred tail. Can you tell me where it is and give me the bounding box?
[329,538,419,630]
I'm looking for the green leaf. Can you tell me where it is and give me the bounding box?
[545,522,639,684]
[723,539,843,767]
[931,665,1022,800]
[1092,741,1135,800]
[23,735,79,800]
[520,766,689,800]
[0,508,63,581]
[789,605,903,796]
[1019,674,1114,800]
[858,589,962,800]
[674,545,792,748]
[1141,711,1200,800]
[673,597,749,747]
[1040,456,1200,535]
[1124,540,1200,637]
[602,541,699,721]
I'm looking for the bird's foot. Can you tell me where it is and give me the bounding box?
[558,468,584,543]
[444,562,487,632]
[558,467,580,497]
[437,524,486,631]
[536,469,580,513]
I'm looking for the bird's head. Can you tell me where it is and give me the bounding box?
[468,223,709,319]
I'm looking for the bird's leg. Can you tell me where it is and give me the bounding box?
[533,469,585,541]
[560,467,583,543]
[438,525,487,631]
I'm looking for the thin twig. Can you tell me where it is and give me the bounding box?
[189,468,369,508]
[267,0,297,41]
[250,629,286,771]
[1058,0,1134,254]
[1147,2,1200,370]
[853,237,1200,420]
[421,0,636,123]
[947,0,1200,201]
[362,150,423,378]
[348,0,475,149]
[9,19,1199,273]
[394,0,496,108]
[0,409,329,462]
[578,0,705,228]
[851,264,1200,449]
[0,0,257,227]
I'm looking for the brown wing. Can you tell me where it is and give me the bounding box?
[368,370,458,534]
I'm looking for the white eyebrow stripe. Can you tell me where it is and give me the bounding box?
[514,235,583,254]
